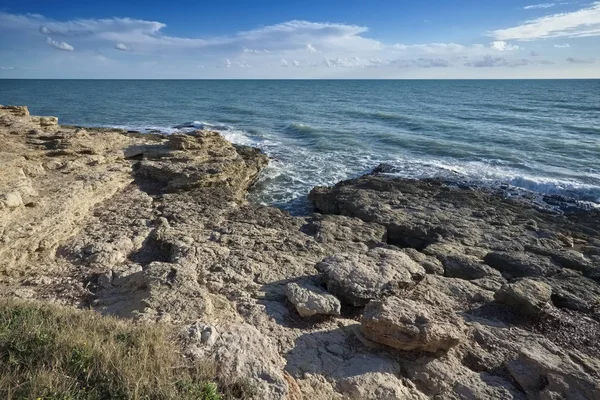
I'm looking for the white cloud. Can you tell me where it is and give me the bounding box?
[554,43,570,48]
[465,56,533,68]
[490,2,600,40]
[391,58,450,68]
[0,66,14,70]
[524,3,556,10]
[243,47,269,53]
[115,42,130,51]
[0,10,595,78]
[490,40,520,51]
[46,37,74,51]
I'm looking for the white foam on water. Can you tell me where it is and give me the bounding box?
[98,119,600,213]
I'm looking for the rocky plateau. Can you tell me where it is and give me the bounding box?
[1,105,599,399]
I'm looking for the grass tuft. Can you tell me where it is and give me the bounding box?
[0,299,228,400]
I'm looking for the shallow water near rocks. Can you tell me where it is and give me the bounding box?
[1,79,599,213]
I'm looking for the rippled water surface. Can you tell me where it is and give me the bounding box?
[1,79,599,212]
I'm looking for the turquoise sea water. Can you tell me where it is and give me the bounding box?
[1,79,599,212]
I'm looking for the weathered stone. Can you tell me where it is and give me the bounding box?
[494,278,552,315]
[361,296,466,352]
[187,324,289,400]
[1,191,23,208]
[506,342,600,400]
[442,254,501,280]
[284,282,341,317]
[484,251,557,278]
[316,247,426,306]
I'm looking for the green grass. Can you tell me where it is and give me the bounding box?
[0,299,229,400]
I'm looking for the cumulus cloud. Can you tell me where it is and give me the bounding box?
[490,2,600,40]
[46,37,74,51]
[524,3,556,9]
[280,58,288,67]
[490,41,520,51]
[306,43,317,53]
[115,42,130,51]
[292,60,301,67]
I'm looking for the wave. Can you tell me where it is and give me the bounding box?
[284,122,319,135]
[379,158,600,206]
[173,121,230,131]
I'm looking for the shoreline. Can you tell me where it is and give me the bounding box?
[1,105,599,399]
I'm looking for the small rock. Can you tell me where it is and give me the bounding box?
[284,282,341,317]
[361,296,466,352]
[188,322,219,347]
[494,278,552,315]
[1,191,23,208]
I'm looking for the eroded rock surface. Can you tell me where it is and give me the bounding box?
[2,106,599,399]
[361,296,466,352]
[316,247,426,306]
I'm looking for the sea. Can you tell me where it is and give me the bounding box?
[1,79,599,213]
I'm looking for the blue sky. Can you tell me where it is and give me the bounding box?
[1,0,599,78]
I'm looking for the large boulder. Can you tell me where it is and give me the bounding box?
[284,282,341,317]
[494,278,552,316]
[136,131,268,197]
[361,296,466,352]
[315,247,426,306]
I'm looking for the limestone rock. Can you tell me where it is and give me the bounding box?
[284,282,341,317]
[316,247,426,306]
[0,191,23,208]
[361,296,466,352]
[506,342,600,400]
[442,254,501,280]
[484,251,557,278]
[187,323,289,400]
[494,278,552,315]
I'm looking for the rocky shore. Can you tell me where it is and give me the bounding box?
[1,105,599,399]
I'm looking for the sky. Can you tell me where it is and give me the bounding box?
[0,0,599,78]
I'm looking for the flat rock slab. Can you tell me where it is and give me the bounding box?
[315,247,426,306]
[361,296,466,352]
